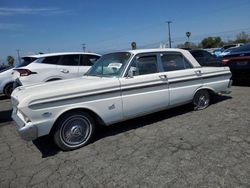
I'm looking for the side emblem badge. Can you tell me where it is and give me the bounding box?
[108,104,115,110]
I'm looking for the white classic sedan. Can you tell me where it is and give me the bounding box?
[11,49,232,150]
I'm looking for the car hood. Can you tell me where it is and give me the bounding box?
[0,67,14,76]
[12,76,121,107]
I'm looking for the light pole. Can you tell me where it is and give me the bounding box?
[16,49,21,64]
[82,43,86,52]
[166,21,172,48]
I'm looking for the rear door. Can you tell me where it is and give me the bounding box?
[57,55,80,79]
[119,53,169,118]
[160,52,203,106]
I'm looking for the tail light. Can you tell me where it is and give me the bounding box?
[221,58,230,65]
[15,69,37,76]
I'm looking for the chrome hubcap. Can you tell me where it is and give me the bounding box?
[195,92,209,108]
[71,125,83,136]
[61,116,91,146]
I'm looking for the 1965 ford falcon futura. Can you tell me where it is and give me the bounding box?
[11,49,232,150]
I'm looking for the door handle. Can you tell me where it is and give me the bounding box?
[60,69,69,73]
[195,70,202,75]
[159,75,167,80]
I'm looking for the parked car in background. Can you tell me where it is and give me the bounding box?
[219,47,238,57]
[213,43,244,57]
[0,55,40,97]
[222,43,250,81]
[0,64,10,71]
[11,48,232,150]
[189,49,221,67]
[13,52,101,88]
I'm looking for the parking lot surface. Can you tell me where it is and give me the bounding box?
[0,85,250,188]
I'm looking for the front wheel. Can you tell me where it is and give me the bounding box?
[193,90,210,110]
[53,111,95,151]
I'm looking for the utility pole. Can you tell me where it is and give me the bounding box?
[82,43,86,52]
[16,49,21,64]
[166,21,172,48]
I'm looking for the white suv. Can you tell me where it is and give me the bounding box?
[0,55,40,97]
[14,52,100,87]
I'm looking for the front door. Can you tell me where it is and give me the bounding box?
[119,54,169,118]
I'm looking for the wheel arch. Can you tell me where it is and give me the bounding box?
[49,107,106,135]
[3,81,14,90]
[193,86,216,99]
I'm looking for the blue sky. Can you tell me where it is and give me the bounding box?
[1,0,250,63]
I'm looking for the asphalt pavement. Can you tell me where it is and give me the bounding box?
[0,85,250,188]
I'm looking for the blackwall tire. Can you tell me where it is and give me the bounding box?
[4,83,14,98]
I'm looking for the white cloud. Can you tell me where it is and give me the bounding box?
[0,7,71,16]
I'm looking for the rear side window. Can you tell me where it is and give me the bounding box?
[80,55,100,66]
[41,56,60,65]
[59,55,80,66]
[161,53,192,72]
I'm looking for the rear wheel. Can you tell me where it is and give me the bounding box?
[3,83,14,98]
[193,90,210,110]
[53,111,95,151]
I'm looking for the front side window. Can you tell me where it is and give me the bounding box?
[86,52,131,77]
[129,55,158,76]
[161,53,192,72]
[59,55,80,66]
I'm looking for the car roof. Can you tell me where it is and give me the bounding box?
[126,48,189,55]
[21,52,101,58]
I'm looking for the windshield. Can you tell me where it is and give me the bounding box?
[86,52,131,77]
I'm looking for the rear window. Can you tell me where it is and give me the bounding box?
[17,57,38,68]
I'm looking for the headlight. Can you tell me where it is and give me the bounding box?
[11,97,19,107]
[18,110,31,123]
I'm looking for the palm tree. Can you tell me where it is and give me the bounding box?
[6,56,14,67]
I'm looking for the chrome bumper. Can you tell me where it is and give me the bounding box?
[12,112,38,141]
[228,79,233,88]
